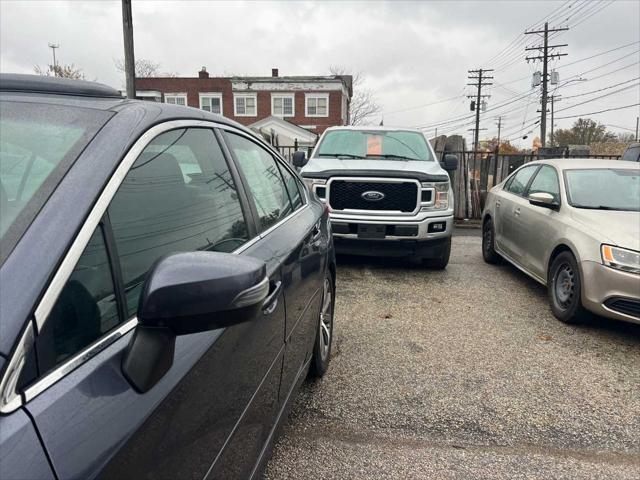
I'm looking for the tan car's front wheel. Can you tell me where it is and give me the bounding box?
[548,251,589,323]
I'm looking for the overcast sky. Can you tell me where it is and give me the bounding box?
[1,0,639,147]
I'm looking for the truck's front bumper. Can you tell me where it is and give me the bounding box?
[330,212,453,257]
[333,236,450,258]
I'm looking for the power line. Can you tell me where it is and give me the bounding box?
[571,0,615,27]
[415,58,638,133]
[498,41,639,86]
[554,103,640,120]
[561,41,639,68]
[384,92,465,115]
[560,49,640,78]
[559,77,640,99]
[483,0,576,67]
[393,41,638,127]
[554,82,640,113]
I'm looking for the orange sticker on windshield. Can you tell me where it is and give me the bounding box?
[367,135,382,155]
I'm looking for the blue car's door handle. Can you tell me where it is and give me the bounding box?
[262,280,282,315]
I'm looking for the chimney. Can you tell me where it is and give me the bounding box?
[199,66,209,79]
[272,68,279,77]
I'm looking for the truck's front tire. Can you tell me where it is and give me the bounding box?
[423,237,451,269]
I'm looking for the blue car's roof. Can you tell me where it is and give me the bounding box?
[0,73,246,128]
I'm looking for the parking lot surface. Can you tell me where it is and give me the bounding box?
[265,233,640,479]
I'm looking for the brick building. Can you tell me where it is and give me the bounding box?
[135,67,352,147]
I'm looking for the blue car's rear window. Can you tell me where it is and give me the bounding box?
[0,100,112,261]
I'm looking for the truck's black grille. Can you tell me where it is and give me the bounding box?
[604,297,640,319]
[329,181,418,212]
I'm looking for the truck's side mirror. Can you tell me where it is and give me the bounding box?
[292,151,308,168]
[442,154,459,171]
[122,251,268,393]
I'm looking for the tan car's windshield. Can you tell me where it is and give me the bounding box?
[565,168,640,211]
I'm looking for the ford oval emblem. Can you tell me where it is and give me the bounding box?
[361,190,385,201]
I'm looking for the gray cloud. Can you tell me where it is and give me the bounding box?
[1,0,638,146]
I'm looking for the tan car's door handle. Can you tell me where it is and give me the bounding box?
[496,200,501,208]
[514,207,521,216]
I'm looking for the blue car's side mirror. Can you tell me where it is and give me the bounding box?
[122,251,268,393]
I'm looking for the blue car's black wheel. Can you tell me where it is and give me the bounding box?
[309,272,334,378]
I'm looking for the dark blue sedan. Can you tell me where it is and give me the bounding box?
[0,74,335,479]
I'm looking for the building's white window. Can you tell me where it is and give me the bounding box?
[234,94,257,116]
[271,94,295,117]
[305,93,329,117]
[164,93,187,106]
[199,93,223,115]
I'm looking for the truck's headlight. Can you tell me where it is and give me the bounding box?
[302,178,327,199]
[420,182,449,210]
[601,245,640,274]
[434,182,449,210]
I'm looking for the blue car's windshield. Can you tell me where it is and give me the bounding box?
[314,129,434,161]
[0,101,112,256]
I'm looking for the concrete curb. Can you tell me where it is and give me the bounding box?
[454,221,481,229]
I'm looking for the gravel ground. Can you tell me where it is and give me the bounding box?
[265,233,640,479]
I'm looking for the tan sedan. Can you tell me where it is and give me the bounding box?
[482,159,640,324]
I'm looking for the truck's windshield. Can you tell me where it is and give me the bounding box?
[314,130,434,161]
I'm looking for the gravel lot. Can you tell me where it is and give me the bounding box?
[265,232,640,479]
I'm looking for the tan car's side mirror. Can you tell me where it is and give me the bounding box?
[529,192,559,210]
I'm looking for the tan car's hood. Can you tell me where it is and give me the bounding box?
[570,209,640,250]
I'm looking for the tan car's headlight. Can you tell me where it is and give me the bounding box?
[601,245,640,274]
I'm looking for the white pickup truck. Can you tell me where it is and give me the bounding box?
[293,126,458,268]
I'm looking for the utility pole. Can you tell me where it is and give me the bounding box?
[636,116,639,142]
[525,22,568,147]
[492,117,502,189]
[551,96,555,146]
[48,43,59,75]
[121,0,136,99]
[467,68,494,152]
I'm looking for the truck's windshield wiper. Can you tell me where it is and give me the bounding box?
[318,153,366,159]
[367,154,422,161]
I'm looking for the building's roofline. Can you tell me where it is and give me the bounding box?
[232,75,345,82]
[137,77,232,81]
[137,75,346,82]
[136,74,353,96]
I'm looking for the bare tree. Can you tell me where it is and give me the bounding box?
[34,63,85,80]
[114,58,176,77]
[329,66,381,126]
